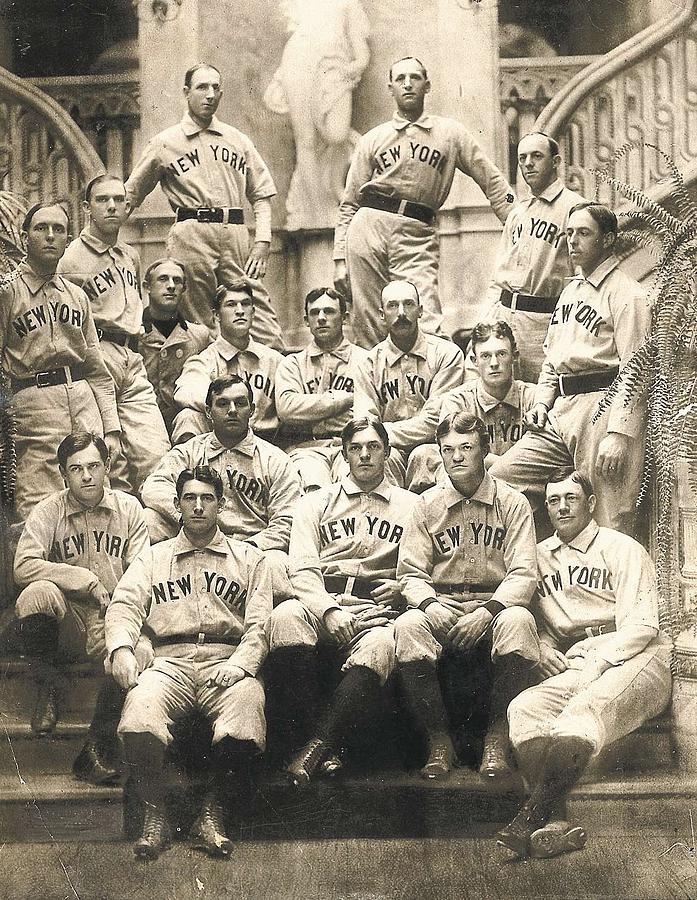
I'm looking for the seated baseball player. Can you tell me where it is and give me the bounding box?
[354,280,464,473]
[172,279,281,444]
[395,413,538,780]
[406,321,536,492]
[13,431,149,784]
[138,257,211,436]
[106,465,271,860]
[141,374,300,599]
[275,287,368,491]
[266,417,417,785]
[497,468,672,860]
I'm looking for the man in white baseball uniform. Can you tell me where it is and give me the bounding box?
[107,465,271,860]
[497,468,671,860]
[14,432,149,783]
[471,132,586,383]
[138,257,212,437]
[266,417,417,785]
[59,174,171,492]
[333,56,513,348]
[125,63,284,349]
[490,202,649,536]
[275,287,368,491]
[172,279,281,444]
[395,413,538,780]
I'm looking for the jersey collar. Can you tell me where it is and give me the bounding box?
[172,526,229,557]
[548,518,600,553]
[19,263,65,295]
[180,112,224,137]
[581,255,620,288]
[392,112,434,131]
[384,330,428,365]
[64,486,117,517]
[441,471,495,508]
[207,429,256,459]
[531,178,566,204]
[78,228,127,257]
[213,334,260,361]
[341,476,392,501]
[307,337,353,363]
[475,379,522,413]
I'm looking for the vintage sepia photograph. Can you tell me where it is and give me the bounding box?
[0,0,696,897]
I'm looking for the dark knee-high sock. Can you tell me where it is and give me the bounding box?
[317,666,382,750]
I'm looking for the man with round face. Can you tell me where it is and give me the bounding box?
[472,131,586,383]
[490,202,649,536]
[124,64,284,350]
[58,174,171,493]
[13,431,149,782]
[0,202,121,519]
[275,286,368,491]
[497,468,671,860]
[266,417,417,786]
[395,413,538,781]
[172,279,281,444]
[333,56,513,349]
[138,258,212,436]
[354,279,464,470]
[106,465,271,860]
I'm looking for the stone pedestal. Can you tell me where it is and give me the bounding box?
[673,629,697,772]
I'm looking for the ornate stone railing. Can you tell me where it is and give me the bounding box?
[0,66,104,229]
[28,75,140,183]
[536,1,697,203]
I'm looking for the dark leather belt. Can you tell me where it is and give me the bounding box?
[582,623,616,638]
[558,367,619,397]
[324,575,382,600]
[97,327,139,352]
[175,207,244,225]
[151,632,239,647]
[500,289,559,314]
[359,191,435,225]
[434,582,493,595]
[11,364,85,393]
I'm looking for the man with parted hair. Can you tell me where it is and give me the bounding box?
[333,55,513,348]
[497,467,671,860]
[138,257,212,436]
[59,173,171,492]
[395,412,538,781]
[172,278,281,444]
[1,200,121,519]
[124,63,284,349]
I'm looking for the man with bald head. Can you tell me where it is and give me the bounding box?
[334,56,513,348]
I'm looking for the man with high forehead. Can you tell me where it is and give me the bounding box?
[497,468,671,860]
[125,64,284,349]
[333,56,513,349]
[0,201,120,519]
[473,132,586,382]
[395,413,538,781]
[490,202,649,535]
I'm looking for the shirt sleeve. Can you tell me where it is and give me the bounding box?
[454,123,514,224]
[333,134,374,260]
[172,350,214,412]
[228,550,272,676]
[104,545,154,655]
[275,354,349,424]
[243,141,277,205]
[124,500,151,569]
[352,353,382,420]
[125,137,164,211]
[251,197,273,244]
[397,498,439,608]
[79,289,121,434]
[288,493,342,620]
[247,452,300,552]
[141,443,193,525]
[534,357,560,412]
[486,489,537,610]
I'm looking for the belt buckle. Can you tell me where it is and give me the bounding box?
[96,327,104,341]
[397,199,408,216]
[510,291,520,312]
[197,632,205,645]
[35,371,52,388]
[196,207,214,222]
[345,576,356,596]
[558,374,567,397]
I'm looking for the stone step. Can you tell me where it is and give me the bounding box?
[0,659,102,719]
[0,714,89,775]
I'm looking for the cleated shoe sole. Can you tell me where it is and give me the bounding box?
[530,821,587,859]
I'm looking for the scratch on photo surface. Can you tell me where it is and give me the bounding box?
[657,810,697,900]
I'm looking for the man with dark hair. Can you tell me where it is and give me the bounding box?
[473,131,586,382]
[124,64,283,349]
[490,201,649,535]
[407,320,536,491]
[333,56,513,348]
[395,413,538,780]
[58,173,171,493]
[275,286,368,491]
[1,201,121,519]
[13,431,149,783]
[267,416,417,785]
[354,279,464,468]
[172,279,281,444]
[497,467,671,859]
[141,375,299,598]
[137,257,212,436]
[106,464,271,859]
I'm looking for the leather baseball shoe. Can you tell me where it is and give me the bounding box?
[72,740,120,785]
[530,820,587,858]
[420,736,455,780]
[31,681,59,735]
[191,795,233,858]
[496,800,551,859]
[285,738,329,787]
[479,732,513,781]
[134,805,172,861]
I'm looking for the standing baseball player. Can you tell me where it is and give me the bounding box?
[395,413,538,780]
[472,132,586,382]
[125,63,284,349]
[0,201,120,520]
[106,465,271,859]
[498,468,671,859]
[490,202,649,535]
[275,287,368,491]
[333,56,513,348]
[407,321,536,492]
[172,279,281,444]
[138,257,212,436]
[266,417,417,785]
[13,432,149,784]
[58,174,171,492]
[354,279,464,467]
